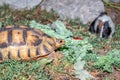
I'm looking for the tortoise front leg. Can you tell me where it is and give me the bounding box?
[32,51,63,66]
[48,51,63,66]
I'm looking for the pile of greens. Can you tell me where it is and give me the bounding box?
[29,20,73,39]
[29,20,94,80]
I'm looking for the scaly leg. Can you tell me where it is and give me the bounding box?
[32,51,63,66]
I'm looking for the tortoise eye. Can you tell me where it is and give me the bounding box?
[57,39,64,43]
[60,40,63,43]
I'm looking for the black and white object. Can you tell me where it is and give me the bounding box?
[89,12,115,38]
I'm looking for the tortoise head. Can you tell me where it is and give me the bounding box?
[53,38,65,48]
[46,37,65,49]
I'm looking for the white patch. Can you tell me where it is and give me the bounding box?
[94,14,115,38]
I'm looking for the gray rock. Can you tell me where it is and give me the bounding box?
[0,0,42,10]
[40,0,105,24]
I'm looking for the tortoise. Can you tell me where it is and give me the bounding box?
[0,25,65,63]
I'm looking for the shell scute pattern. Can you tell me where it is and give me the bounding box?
[0,25,65,62]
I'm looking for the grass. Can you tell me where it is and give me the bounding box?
[0,60,54,80]
[110,25,120,49]
[0,4,58,26]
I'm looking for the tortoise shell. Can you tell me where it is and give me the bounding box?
[0,25,65,62]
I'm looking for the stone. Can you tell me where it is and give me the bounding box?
[40,0,105,24]
[0,0,42,10]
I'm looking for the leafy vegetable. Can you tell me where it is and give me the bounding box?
[29,20,73,39]
[29,20,94,80]
[74,58,94,80]
[61,38,93,64]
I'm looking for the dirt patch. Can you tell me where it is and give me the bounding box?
[90,69,120,80]
[105,4,120,25]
